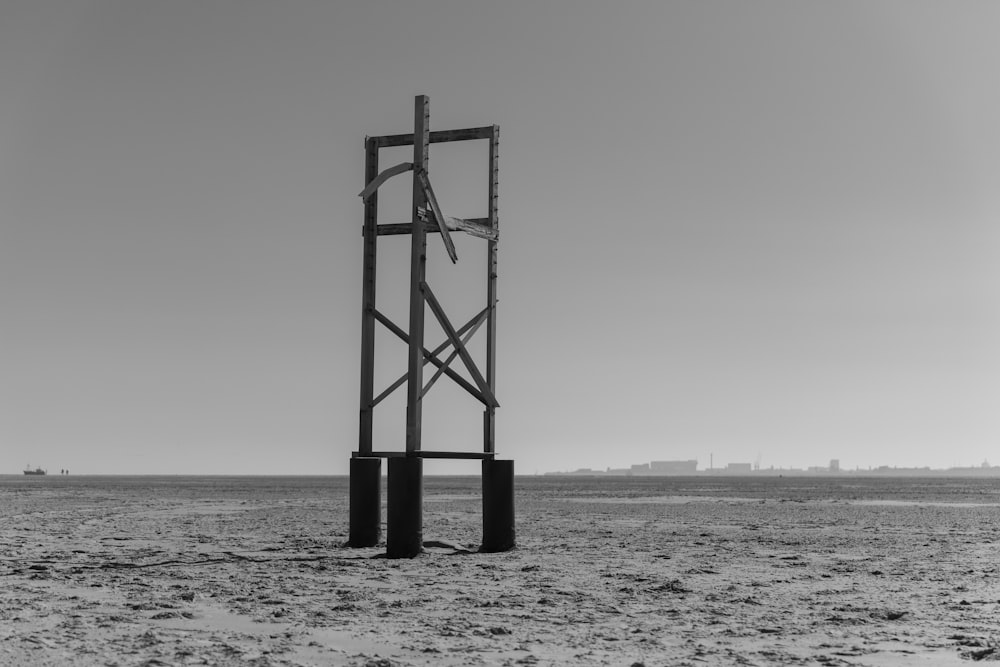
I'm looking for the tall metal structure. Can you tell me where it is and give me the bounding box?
[349,95,513,558]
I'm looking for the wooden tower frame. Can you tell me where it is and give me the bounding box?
[349,95,513,557]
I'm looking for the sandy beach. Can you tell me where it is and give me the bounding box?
[2,475,1000,666]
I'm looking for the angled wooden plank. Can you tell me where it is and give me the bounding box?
[421,305,490,398]
[373,126,495,148]
[358,161,413,201]
[422,281,499,408]
[416,170,458,263]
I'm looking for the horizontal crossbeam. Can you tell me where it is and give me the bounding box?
[353,450,496,460]
[372,126,495,148]
[416,169,458,263]
[375,216,497,241]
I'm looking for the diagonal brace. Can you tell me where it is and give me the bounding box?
[372,308,492,407]
[371,306,489,408]
[421,282,499,408]
[421,305,490,399]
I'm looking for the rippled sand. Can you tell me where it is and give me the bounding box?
[2,475,999,665]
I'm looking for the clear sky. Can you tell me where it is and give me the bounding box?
[2,1,998,475]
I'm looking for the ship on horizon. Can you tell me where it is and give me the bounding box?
[23,465,46,476]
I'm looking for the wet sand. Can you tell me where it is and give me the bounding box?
[2,475,1000,665]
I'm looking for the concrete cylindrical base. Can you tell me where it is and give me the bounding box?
[481,459,515,552]
[387,457,423,558]
[348,457,381,547]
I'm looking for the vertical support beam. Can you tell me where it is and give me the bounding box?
[406,95,430,453]
[387,457,423,558]
[348,457,381,547]
[481,459,514,552]
[483,124,499,453]
[359,137,379,454]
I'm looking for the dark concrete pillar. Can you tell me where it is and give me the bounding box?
[481,459,515,552]
[387,457,423,558]
[348,457,381,547]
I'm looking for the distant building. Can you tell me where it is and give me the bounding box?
[650,460,698,474]
[631,463,650,473]
[830,459,840,473]
[726,463,753,474]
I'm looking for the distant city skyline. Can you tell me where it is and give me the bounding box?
[549,456,999,477]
